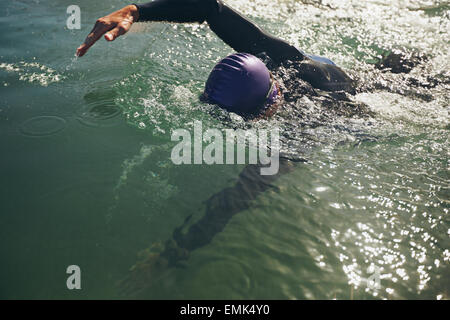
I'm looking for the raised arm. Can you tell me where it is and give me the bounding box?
[76,0,304,63]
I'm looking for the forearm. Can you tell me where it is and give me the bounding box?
[133,0,220,23]
[133,0,304,63]
[207,4,304,63]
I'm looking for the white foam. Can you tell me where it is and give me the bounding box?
[355,92,449,128]
[0,61,65,87]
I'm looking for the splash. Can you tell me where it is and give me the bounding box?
[355,91,449,129]
[65,55,79,71]
[108,0,449,298]
[0,61,65,87]
[116,145,156,190]
[108,144,179,223]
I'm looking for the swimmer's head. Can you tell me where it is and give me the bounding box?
[201,53,280,116]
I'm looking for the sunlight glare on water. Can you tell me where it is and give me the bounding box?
[0,0,448,299]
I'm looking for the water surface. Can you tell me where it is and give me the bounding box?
[0,0,448,299]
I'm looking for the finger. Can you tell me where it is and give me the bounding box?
[76,19,113,57]
[104,24,129,42]
[76,23,109,56]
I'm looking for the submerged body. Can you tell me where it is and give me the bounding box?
[76,1,436,296]
[77,1,372,296]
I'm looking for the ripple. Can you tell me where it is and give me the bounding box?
[76,88,122,127]
[19,116,66,137]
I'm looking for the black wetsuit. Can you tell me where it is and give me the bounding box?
[124,1,363,274]
[134,0,355,92]
[119,4,437,287]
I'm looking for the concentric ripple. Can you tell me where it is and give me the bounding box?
[19,116,66,137]
[76,87,123,127]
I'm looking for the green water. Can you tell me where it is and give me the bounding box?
[0,0,448,299]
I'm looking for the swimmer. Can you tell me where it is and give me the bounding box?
[77,2,372,296]
[77,0,357,118]
[77,1,418,295]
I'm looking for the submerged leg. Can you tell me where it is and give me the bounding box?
[119,158,301,296]
[170,158,301,258]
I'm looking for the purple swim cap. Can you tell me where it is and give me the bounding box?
[202,53,278,115]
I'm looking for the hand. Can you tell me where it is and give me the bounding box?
[76,5,140,57]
